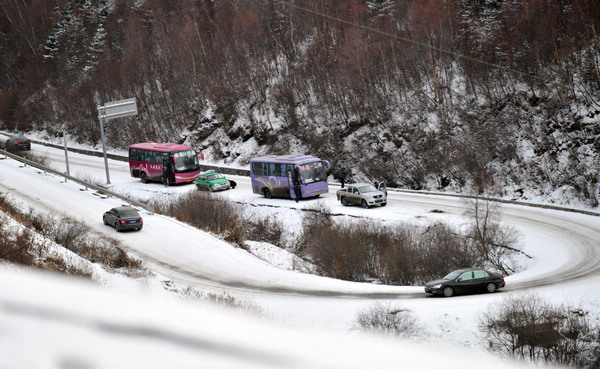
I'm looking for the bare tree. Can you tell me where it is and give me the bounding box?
[463,197,521,275]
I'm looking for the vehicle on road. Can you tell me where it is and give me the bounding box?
[103,206,143,232]
[336,183,387,208]
[194,170,233,192]
[5,135,31,151]
[128,142,203,185]
[424,268,505,297]
[250,155,330,200]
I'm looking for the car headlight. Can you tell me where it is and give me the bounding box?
[431,284,442,289]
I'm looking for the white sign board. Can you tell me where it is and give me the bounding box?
[98,98,137,120]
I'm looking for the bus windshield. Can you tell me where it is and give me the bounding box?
[298,161,327,184]
[173,150,200,173]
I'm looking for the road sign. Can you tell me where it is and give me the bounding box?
[97,98,138,184]
[98,98,138,120]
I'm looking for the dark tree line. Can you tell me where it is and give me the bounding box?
[1,0,599,204]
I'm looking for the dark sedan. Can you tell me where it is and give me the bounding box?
[425,268,505,297]
[103,206,143,232]
[5,135,31,150]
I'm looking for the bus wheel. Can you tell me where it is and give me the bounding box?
[263,188,272,199]
[140,172,148,183]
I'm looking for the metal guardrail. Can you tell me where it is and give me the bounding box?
[0,149,155,214]
[380,186,600,217]
[25,138,252,177]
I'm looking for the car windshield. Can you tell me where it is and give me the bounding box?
[172,150,200,173]
[359,185,377,193]
[299,161,327,184]
[443,271,463,280]
[119,208,139,217]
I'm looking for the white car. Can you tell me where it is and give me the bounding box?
[336,183,387,208]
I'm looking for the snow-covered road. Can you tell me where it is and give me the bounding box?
[18,142,600,294]
[1,140,600,368]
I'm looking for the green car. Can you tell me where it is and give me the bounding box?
[194,170,232,192]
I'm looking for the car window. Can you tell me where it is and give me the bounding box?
[119,208,139,217]
[473,270,488,279]
[359,185,377,193]
[443,271,462,280]
[459,271,474,281]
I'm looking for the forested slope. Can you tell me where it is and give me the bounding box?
[1,0,599,205]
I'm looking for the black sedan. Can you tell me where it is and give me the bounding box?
[424,268,505,297]
[5,135,31,150]
[103,206,143,232]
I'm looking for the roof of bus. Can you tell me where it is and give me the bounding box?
[250,155,324,165]
[128,142,192,152]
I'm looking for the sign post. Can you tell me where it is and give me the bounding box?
[63,130,70,181]
[97,98,138,185]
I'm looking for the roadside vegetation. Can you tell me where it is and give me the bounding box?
[179,287,264,316]
[0,192,144,277]
[353,302,424,340]
[156,191,522,285]
[480,293,600,369]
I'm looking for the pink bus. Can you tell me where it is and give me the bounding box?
[128,142,202,184]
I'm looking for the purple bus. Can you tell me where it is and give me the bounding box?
[128,142,202,184]
[250,155,331,200]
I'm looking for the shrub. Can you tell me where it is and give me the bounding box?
[241,216,284,246]
[306,220,371,281]
[0,220,36,266]
[180,287,264,315]
[415,222,481,283]
[354,302,424,339]
[480,293,600,368]
[162,191,244,246]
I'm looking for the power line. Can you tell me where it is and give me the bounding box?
[283,1,544,83]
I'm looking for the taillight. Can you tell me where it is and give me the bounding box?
[500,276,504,280]
[139,217,143,223]
[120,219,126,224]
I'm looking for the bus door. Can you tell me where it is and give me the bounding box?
[167,156,175,182]
[287,169,297,199]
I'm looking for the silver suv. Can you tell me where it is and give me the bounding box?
[336,183,387,208]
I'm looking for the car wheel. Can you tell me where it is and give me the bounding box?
[195,184,201,190]
[140,172,148,184]
[486,283,497,293]
[443,286,454,297]
[115,222,121,232]
[103,216,108,226]
[341,197,348,206]
[361,199,369,209]
[264,188,272,199]
[209,185,214,192]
